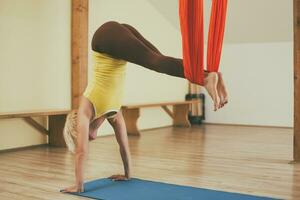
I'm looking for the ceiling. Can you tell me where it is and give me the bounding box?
[148,0,293,43]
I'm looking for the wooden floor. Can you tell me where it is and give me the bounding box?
[0,124,299,200]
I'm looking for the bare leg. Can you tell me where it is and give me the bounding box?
[204,72,220,111]
[107,111,132,180]
[217,72,228,107]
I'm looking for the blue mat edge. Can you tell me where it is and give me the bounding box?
[62,177,281,200]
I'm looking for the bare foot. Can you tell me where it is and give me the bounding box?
[204,72,220,111]
[217,72,228,108]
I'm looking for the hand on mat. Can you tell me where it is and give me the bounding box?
[108,174,130,181]
[61,184,84,193]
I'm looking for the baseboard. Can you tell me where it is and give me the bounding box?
[0,144,48,154]
[203,122,293,129]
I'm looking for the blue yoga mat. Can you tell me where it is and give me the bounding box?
[66,178,280,200]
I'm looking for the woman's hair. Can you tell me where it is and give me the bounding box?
[63,110,78,153]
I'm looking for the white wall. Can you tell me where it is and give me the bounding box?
[89,0,188,136]
[0,0,71,150]
[0,0,187,150]
[0,117,47,150]
[148,0,293,43]
[0,0,71,112]
[148,0,294,128]
[203,42,294,127]
[201,0,293,127]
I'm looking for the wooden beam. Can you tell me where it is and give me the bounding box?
[23,117,49,136]
[294,0,300,161]
[122,100,200,109]
[161,106,174,119]
[0,109,70,119]
[71,0,88,109]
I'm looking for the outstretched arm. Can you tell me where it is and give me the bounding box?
[108,111,132,180]
[74,114,89,190]
[61,114,89,192]
[62,99,93,193]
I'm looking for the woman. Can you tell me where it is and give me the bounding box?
[61,21,228,193]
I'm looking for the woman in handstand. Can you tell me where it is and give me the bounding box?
[61,21,228,193]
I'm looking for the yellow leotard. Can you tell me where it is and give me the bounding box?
[83,51,127,120]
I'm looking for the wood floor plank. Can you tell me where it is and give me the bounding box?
[0,125,298,199]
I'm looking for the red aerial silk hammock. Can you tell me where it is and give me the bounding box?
[179,0,228,85]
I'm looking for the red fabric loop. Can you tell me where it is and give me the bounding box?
[179,0,228,85]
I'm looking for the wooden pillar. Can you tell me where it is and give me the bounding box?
[71,0,88,109]
[47,0,88,147]
[294,0,300,161]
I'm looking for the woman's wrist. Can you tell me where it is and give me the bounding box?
[125,171,131,179]
[76,180,84,187]
[76,182,84,192]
